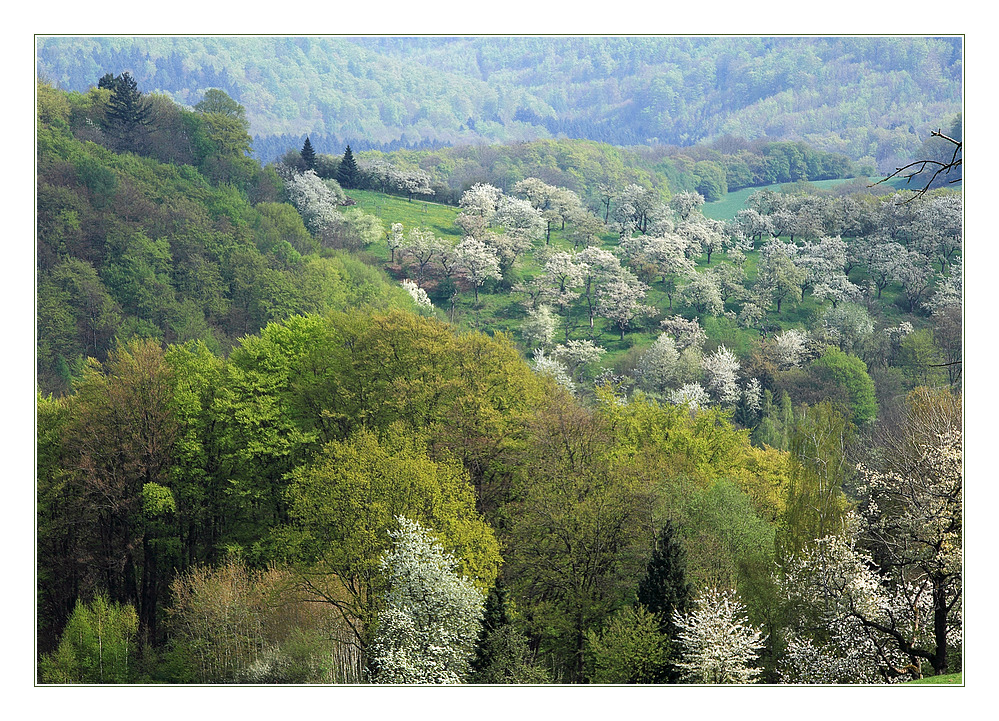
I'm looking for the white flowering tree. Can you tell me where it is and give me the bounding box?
[369,517,485,684]
[492,195,546,245]
[772,329,810,370]
[596,273,653,341]
[636,333,682,395]
[552,339,607,383]
[541,250,586,316]
[677,217,725,263]
[577,247,626,330]
[400,279,434,314]
[702,345,741,406]
[401,228,444,288]
[780,393,962,681]
[819,303,874,355]
[284,170,346,239]
[387,222,405,264]
[659,315,707,351]
[672,587,766,684]
[454,237,502,302]
[530,348,575,394]
[794,236,848,290]
[521,304,559,350]
[778,524,914,684]
[620,232,693,311]
[679,271,724,316]
[669,383,712,411]
[459,183,503,220]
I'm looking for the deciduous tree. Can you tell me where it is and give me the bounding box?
[369,517,485,684]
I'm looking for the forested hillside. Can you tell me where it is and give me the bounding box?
[36,36,962,172]
[35,67,962,686]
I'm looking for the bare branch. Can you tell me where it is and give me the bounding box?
[869,129,962,203]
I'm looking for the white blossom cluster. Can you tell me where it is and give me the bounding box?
[672,586,766,684]
[284,170,346,237]
[400,279,433,312]
[369,517,484,684]
[530,348,575,395]
[702,345,741,406]
[772,329,810,369]
[668,383,711,411]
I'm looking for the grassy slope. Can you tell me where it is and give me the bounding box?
[349,183,924,371]
[348,188,770,367]
[702,179,875,221]
[905,673,963,685]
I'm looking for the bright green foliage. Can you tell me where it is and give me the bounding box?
[584,605,671,684]
[597,389,750,486]
[40,595,139,683]
[777,401,854,561]
[671,480,777,615]
[470,585,550,684]
[811,346,878,426]
[896,328,947,389]
[276,425,500,649]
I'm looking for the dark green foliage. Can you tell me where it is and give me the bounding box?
[103,72,152,153]
[637,520,692,640]
[470,584,550,683]
[337,144,359,188]
[300,136,316,171]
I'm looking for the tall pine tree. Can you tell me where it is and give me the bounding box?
[301,136,316,171]
[337,144,359,188]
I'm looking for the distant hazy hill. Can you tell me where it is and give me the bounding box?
[36,36,962,170]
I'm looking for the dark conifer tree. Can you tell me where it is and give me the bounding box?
[637,519,692,638]
[471,583,512,676]
[103,72,152,153]
[636,519,693,682]
[301,136,316,171]
[337,144,359,188]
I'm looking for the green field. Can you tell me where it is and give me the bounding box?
[702,179,879,221]
[906,672,963,685]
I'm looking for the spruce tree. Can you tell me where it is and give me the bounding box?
[301,136,316,171]
[637,520,692,638]
[337,144,359,188]
[103,72,152,153]
[637,519,693,682]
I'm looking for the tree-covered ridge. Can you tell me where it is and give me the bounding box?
[36,79,408,395]
[36,36,961,171]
